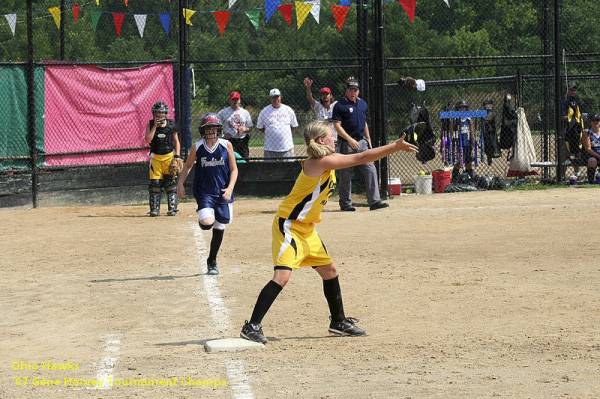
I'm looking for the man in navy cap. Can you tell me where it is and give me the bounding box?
[332,78,388,211]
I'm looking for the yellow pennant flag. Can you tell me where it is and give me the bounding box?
[183,9,196,26]
[295,2,313,29]
[96,0,100,4]
[49,7,61,29]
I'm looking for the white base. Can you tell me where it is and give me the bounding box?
[204,338,265,353]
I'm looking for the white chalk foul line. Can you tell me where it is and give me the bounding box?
[91,333,121,390]
[192,223,254,399]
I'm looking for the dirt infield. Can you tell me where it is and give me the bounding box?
[1,188,599,398]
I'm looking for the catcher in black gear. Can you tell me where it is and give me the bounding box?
[144,101,181,217]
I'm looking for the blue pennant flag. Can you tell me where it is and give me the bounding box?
[265,0,281,22]
[159,13,170,35]
[340,0,351,6]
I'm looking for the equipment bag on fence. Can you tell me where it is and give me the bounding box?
[564,99,584,156]
[408,101,436,164]
[482,100,501,164]
[499,94,518,152]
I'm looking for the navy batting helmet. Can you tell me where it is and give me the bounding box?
[455,99,469,110]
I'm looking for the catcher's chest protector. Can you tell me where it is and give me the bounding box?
[150,120,176,155]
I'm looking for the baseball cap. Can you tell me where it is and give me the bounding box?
[320,87,331,94]
[269,88,281,97]
[590,114,600,121]
[230,91,241,99]
[347,80,359,89]
[568,81,578,90]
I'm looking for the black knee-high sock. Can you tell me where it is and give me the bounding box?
[250,280,283,324]
[323,276,345,322]
[208,229,224,262]
[587,167,596,184]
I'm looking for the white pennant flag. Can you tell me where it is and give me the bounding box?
[306,0,320,23]
[443,0,450,7]
[134,14,147,38]
[229,0,238,8]
[5,13,17,36]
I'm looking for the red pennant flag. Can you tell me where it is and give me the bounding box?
[124,0,129,6]
[213,12,230,36]
[113,13,125,36]
[278,4,293,27]
[398,0,416,22]
[331,6,349,33]
[72,3,80,23]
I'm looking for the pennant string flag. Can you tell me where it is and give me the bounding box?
[331,5,349,33]
[340,0,351,6]
[245,9,260,30]
[443,0,450,7]
[398,0,416,22]
[90,10,102,33]
[4,14,17,36]
[229,0,238,8]
[124,0,129,6]
[159,13,170,34]
[213,12,231,36]
[96,0,100,5]
[278,4,293,27]
[295,2,313,29]
[72,3,81,23]
[113,13,125,36]
[134,14,147,37]
[307,0,320,23]
[183,8,196,25]
[49,7,61,30]
[265,0,281,23]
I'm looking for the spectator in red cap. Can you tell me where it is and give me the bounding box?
[217,91,254,159]
[303,77,337,125]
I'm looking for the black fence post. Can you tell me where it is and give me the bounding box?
[60,0,66,60]
[26,0,38,208]
[554,0,565,182]
[178,0,189,159]
[373,0,388,197]
[542,0,551,178]
[357,0,369,102]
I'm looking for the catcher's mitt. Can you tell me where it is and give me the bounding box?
[169,156,183,177]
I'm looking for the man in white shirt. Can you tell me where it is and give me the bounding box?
[217,91,254,158]
[303,77,337,121]
[257,89,299,162]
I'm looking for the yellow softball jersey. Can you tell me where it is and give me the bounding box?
[275,163,336,224]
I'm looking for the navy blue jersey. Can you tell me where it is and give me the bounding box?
[332,96,368,140]
[586,129,600,155]
[456,117,472,143]
[193,138,233,203]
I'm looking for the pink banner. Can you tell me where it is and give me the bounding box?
[44,63,174,166]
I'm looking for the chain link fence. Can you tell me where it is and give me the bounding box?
[1,0,599,207]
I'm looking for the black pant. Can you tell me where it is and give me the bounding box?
[227,136,250,159]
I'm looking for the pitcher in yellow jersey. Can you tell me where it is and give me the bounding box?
[240,121,418,344]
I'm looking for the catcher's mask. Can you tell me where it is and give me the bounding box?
[199,112,223,138]
[455,99,469,110]
[152,101,169,119]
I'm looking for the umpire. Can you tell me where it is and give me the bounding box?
[332,79,388,211]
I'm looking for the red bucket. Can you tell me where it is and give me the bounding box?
[432,170,451,193]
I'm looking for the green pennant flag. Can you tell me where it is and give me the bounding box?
[245,9,260,30]
[90,10,102,32]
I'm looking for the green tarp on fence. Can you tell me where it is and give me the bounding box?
[0,66,45,170]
